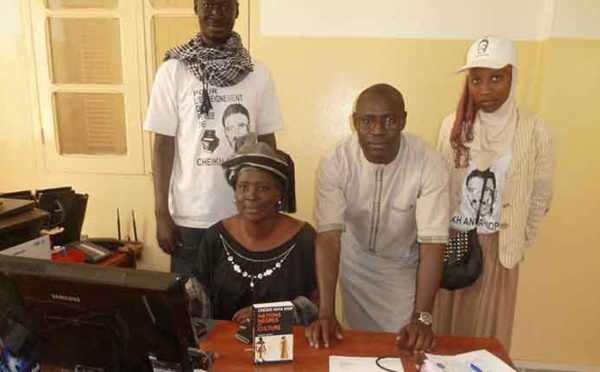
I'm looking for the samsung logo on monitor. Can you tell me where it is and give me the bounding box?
[51,293,81,303]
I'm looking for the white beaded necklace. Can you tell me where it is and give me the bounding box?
[219,234,296,289]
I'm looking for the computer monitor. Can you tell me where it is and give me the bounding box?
[0,256,198,371]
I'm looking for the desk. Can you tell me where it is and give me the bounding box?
[0,208,49,250]
[97,242,143,268]
[200,321,512,372]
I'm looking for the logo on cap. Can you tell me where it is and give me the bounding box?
[477,39,489,56]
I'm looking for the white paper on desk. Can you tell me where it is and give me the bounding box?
[329,355,404,372]
[424,349,515,372]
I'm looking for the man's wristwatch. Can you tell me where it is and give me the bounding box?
[413,311,433,327]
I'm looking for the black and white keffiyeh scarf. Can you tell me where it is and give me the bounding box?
[164,31,253,115]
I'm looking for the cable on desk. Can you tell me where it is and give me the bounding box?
[376,355,425,372]
[375,356,403,372]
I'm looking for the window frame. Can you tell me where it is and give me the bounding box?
[25,0,147,174]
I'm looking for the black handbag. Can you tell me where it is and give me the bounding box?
[441,228,483,290]
[440,177,489,290]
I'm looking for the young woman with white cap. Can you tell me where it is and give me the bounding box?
[433,35,555,349]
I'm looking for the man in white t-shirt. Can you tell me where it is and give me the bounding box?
[305,84,449,353]
[144,0,283,275]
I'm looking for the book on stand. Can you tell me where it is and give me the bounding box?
[252,301,294,364]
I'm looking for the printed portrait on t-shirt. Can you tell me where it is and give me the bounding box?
[465,168,497,219]
[222,103,250,151]
[451,155,511,234]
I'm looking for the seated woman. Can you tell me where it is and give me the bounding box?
[191,134,318,325]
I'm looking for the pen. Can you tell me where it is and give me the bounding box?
[470,363,483,372]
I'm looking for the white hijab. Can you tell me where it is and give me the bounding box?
[468,67,518,170]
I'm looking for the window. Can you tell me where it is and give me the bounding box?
[28,0,144,174]
[26,0,248,174]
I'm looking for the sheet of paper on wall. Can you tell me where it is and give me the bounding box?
[424,349,516,372]
[329,355,404,372]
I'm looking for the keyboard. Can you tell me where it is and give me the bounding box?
[69,241,113,263]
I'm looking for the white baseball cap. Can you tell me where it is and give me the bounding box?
[457,35,517,72]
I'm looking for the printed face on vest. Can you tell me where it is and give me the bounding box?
[353,92,406,164]
[222,104,250,151]
[466,175,497,217]
[235,169,282,222]
[468,65,512,113]
[195,0,239,46]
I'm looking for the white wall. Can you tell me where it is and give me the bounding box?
[261,0,555,39]
[0,0,21,37]
[551,0,600,38]
[261,0,600,40]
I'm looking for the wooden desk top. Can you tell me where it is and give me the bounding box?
[200,321,512,372]
[97,241,143,267]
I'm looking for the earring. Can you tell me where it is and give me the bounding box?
[233,198,236,203]
[277,200,283,209]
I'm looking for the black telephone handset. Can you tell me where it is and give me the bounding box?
[86,237,125,251]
